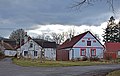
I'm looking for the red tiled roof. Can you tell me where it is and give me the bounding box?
[58,31,89,50]
[105,42,120,52]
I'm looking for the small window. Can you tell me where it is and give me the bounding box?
[87,41,91,46]
[34,51,37,56]
[24,51,28,56]
[80,49,86,56]
[93,40,96,43]
[91,49,96,56]
[88,38,90,40]
[82,40,85,42]
[29,43,33,48]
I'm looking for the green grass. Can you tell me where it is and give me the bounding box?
[12,58,109,67]
[106,70,120,76]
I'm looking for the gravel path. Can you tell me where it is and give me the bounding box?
[0,58,120,76]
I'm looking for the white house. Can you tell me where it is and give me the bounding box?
[57,31,104,61]
[17,34,57,60]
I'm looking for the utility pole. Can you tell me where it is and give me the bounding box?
[40,40,45,63]
[19,29,22,58]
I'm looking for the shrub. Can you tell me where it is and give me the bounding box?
[0,51,5,59]
[104,54,112,60]
[90,56,100,61]
[81,56,88,61]
[75,58,81,61]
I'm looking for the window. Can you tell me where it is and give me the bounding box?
[29,43,33,48]
[82,40,85,42]
[93,40,96,43]
[91,49,96,56]
[87,41,91,46]
[80,49,86,56]
[88,38,90,40]
[34,51,37,56]
[24,51,28,56]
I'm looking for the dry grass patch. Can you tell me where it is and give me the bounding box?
[106,70,120,76]
[12,58,109,67]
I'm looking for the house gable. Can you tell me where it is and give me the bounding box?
[17,39,42,51]
[73,32,103,48]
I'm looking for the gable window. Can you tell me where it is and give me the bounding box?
[34,51,37,56]
[24,51,28,56]
[29,43,33,48]
[82,40,85,42]
[93,40,96,43]
[91,49,96,56]
[87,41,91,46]
[80,49,86,56]
[88,38,90,40]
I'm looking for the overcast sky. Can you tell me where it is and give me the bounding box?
[0,0,120,38]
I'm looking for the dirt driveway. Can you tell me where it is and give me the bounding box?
[0,58,120,76]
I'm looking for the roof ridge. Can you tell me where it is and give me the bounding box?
[58,31,88,50]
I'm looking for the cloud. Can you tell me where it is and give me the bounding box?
[0,0,120,38]
[27,22,108,44]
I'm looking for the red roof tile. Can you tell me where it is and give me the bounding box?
[58,31,88,49]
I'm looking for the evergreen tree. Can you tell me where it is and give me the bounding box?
[103,16,120,42]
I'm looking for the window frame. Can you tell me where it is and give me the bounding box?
[91,49,96,56]
[87,41,91,46]
[80,49,86,56]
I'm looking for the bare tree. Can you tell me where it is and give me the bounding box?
[34,33,52,41]
[9,29,25,45]
[72,0,116,13]
[67,28,75,38]
[51,33,64,44]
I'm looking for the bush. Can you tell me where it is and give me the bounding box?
[104,54,112,60]
[90,56,100,61]
[75,58,81,61]
[0,51,5,59]
[81,56,88,61]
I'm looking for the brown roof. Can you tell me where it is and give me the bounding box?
[58,31,88,50]
[58,31,103,50]
[3,39,16,49]
[0,42,14,50]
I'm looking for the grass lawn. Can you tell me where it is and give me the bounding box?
[12,58,110,67]
[106,70,120,76]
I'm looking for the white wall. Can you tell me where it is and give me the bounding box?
[17,39,42,58]
[45,48,56,60]
[4,50,16,56]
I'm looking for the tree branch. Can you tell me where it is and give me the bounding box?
[71,0,116,13]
